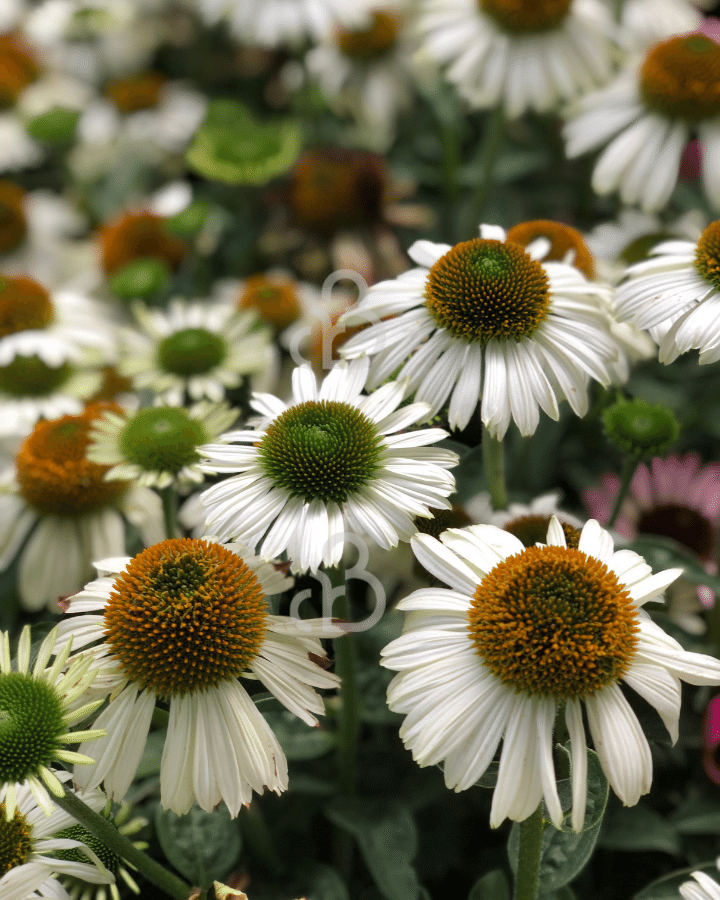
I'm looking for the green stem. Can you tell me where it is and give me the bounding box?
[482,425,508,511]
[470,105,504,233]
[514,805,545,900]
[56,787,191,900]
[607,457,639,529]
[331,567,359,796]
[161,486,179,539]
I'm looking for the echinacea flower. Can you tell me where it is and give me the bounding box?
[119,298,275,406]
[339,224,618,438]
[305,8,415,150]
[381,518,720,830]
[196,0,374,48]
[680,866,720,900]
[55,538,341,816]
[0,777,114,900]
[416,0,615,118]
[614,220,720,364]
[0,626,105,818]
[198,357,458,573]
[87,401,238,490]
[563,34,720,212]
[0,405,164,612]
[584,452,720,631]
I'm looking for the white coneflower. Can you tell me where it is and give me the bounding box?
[416,0,615,117]
[614,220,720,363]
[681,867,720,900]
[564,34,720,212]
[0,626,105,818]
[339,224,617,438]
[55,538,341,817]
[199,357,458,573]
[382,518,720,830]
[87,401,238,490]
[0,405,164,612]
[0,777,114,900]
[119,298,275,406]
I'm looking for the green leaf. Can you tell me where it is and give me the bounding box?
[263,708,336,760]
[468,870,510,900]
[134,729,165,779]
[155,803,242,889]
[670,793,720,834]
[632,862,720,900]
[326,799,420,900]
[508,746,609,893]
[599,804,681,855]
[541,888,577,900]
[303,863,351,900]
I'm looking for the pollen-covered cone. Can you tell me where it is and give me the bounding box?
[339,225,618,439]
[381,518,720,831]
[53,538,342,817]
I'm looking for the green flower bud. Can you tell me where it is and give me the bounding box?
[603,397,679,459]
[107,257,171,300]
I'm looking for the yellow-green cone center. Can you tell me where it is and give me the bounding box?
[425,238,551,343]
[157,328,226,377]
[640,35,720,121]
[0,804,32,877]
[0,356,70,397]
[0,672,66,784]
[478,0,572,33]
[104,539,268,697]
[468,545,639,698]
[258,400,383,504]
[119,407,207,474]
[696,220,720,292]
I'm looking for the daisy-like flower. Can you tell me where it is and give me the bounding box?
[305,6,416,150]
[198,357,458,573]
[55,538,341,816]
[416,0,615,118]
[585,207,705,284]
[614,220,720,364]
[0,626,106,818]
[0,777,114,900]
[381,518,720,830]
[87,401,238,490]
[119,299,275,406]
[680,866,720,900]
[504,218,656,384]
[564,34,720,212]
[584,452,720,630]
[54,802,147,900]
[0,404,164,612]
[338,224,618,438]
[465,490,585,546]
[197,0,374,48]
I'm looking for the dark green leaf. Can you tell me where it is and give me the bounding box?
[326,799,420,900]
[302,864,350,900]
[263,708,336,760]
[135,729,166,779]
[155,803,242,889]
[468,870,510,900]
[508,746,609,892]
[599,804,681,855]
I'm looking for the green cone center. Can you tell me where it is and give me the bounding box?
[258,400,383,504]
[119,407,208,474]
[157,328,226,377]
[0,673,66,783]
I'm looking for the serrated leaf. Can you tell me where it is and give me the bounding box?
[468,870,510,900]
[326,799,420,900]
[509,746,609,893]
[599,804,681,855]
[155,803,242,889]
[263,708,336,760]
